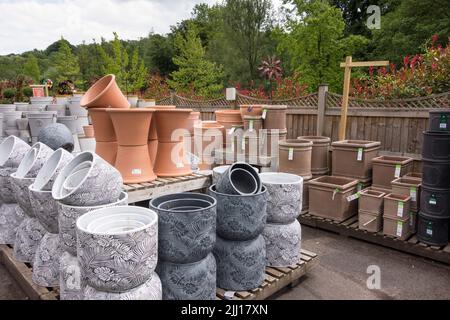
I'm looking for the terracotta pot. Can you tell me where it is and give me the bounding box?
[243,115,263,133]
[263,105,287,130]
[383,215,410,240]
[359,188,386,214]
[383,193,411,220]
[359,210,383,232]
[298,136,330,175]
[83,125,94,138]
[215,109,243,130]
[116,145,157,183]
[154,108,192,142]
[81,74,130,109]
[107,109,154,146]
[194,121,224,170]
[153,141,191,177]
[279,139,313,179]
[372,156,414,190]
[148,139,158,168]
[391,177,421,211]
[88,108,116,142]
[148,105,176,141]
[239,105,264,117]
[95,141,118,165]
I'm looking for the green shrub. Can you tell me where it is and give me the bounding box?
[23,87,33,98]
[3,88,16,100]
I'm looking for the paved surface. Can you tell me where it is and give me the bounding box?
[1,226,449,300]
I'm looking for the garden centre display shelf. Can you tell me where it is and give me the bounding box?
[299,213,450,265]
[0,244,317,301]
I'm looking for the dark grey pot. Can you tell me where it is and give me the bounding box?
[38,123,74,152]
[208,185,267,241]
[214,235,266,291]
[150,193,216,264]
[216,162,262,195]
[156,253,216,300]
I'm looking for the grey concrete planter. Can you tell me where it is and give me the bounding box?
[263,220,302,267]
[0,135,31,168]
[58,192,128,255]
[213,165,260,185]
[76,206,158,292]
[52,151,123,206]
[208,185,267,241]
[156,253,216,300]
[37,123,74,152]
[13,217,46,263]
[0,203,25,245]
[214,235,266,291]
[59,251,85,300]
[150,193,216,263]
[27,112,56,138]
[84,272,162,300]
[32,232,63,287]
[259,172,303,224]
[33,148,73,191]
[216,162,262,195]
[57,116,78,134]
[46,104,66,117]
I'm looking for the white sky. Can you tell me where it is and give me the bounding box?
[0,0,284,55]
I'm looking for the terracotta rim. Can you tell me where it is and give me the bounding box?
[80,74,116,107]
[106,109,156,113]
[154,108,192,113]
[298,136,331,144]
[279,139,313,147]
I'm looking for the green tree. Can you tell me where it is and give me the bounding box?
[23,54,40,82]
[49,37,80,84]
[168,24,224,98]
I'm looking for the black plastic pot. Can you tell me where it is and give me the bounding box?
[420,186,450,218]
[422,159,450,188]
[417,211,449,246]
[422,132,450,161]
[429,110,450,133]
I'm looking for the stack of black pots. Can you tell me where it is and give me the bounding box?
[150,192,217,300]
[209,162,267,291]
[418,110,450,246]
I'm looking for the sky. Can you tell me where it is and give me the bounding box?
[0,0,284,55]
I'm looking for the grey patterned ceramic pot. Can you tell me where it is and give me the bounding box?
[213,165,260,185]
[15,142,54,179]
[0,167,17,203]
[150,192,216,264]
[58,192,128,255]
[0,204,25,245]
[29,187,59,234]
[83,272,162,300]
[156,253,216,300]
[59,251,85,300]
[33,148,73,191]
[10,173,35,217]
[208,185,267,241]
[52,151,123,206]
[76,205,158,293]
[0,135,31,168]
[214,235,266,291]
[259,172,303,224]
[216,162,262,195]
[263,220,302,267]
[32,232,63,287]
[37,123,74,152]
[13,217,46,263]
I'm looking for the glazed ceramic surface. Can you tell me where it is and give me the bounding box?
[37,123,74,152]
[214,235,266,291]
[52,151,123,206]
[15,142,54,179]
[29,188,59,234]
[33,149,73,191]
[209,185,267,241]
[10,173,35,217]
[13,217,46,263]
[83,272,162,300]
[0,167,17,203]
[156,253,216,300]
[76,206,158,292]
[150,193,216,264]
[259,172,303,224]
[58,192,128,255]
[32,232,63,287]
[216,162,262,195]
[0,136,31,168]
[0,204,25,244]
[59,251,85,300]
[263,220,302,267]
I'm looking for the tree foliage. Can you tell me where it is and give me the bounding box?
[23,54,40,82]
[48,37,80,85]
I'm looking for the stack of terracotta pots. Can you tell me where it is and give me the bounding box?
[209,162,267,291]
[150,193,217,300]
[194,121,224,170]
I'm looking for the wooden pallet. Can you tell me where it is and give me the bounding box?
[123,172,212,203]
[216,249,318,300]
[0,244,317,301]
[299,213,450,265]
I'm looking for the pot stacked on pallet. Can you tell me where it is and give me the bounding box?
[209,162,267,291]
[417,110,450,246]
[150,193,217,300]
[259,173,303,267]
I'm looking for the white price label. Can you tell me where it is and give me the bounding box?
[228,127,236,135]
[131,169,142,175]
[397,202,404,217]
[357,183,363,192]
[357,148,363,161]
[262,109,267,120]
[249,120,254,132]
[440,123,447,129]
[426,227,433,236]
[394,164,401,178]
[176,162,184,168]
[347,192,360,202]
[410,187,417,202]
[429,197,437,205]
[242,139,246,151]
[288,148,294,161]
[396,221,403,237]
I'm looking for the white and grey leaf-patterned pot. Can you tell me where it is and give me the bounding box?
[13,217,46,263]
[29,188,59,234]
[58,192,128,255]
[263,220,302,267]
[0,135,31,168]
[15,142,54,179]
[213,165,261,188]
[0,204,25,245]
[216,162,261,195]
[259,172,303,224]
[208,185,267,241]
[214,235,266,291]
[59,252,85,300]
[10,173,35,217]
[76,206,158,292]
[0,167,17,203]
[83,272,162,300]
[37,123,74,153]
[33,148,73,191]
[32,232,63,287]
[52,151,123,206]
[150,193,216,264]
[156,253,216,300]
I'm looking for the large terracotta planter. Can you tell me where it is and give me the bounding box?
[147,106,177,166]
[239,105,264,117]
[264,105,287,130]
[243,115,263,133]
[83,125,94,138]
[298,136,331,175]
[372,156,414,190]
[194,121,224,170]
[88,108,118,164]
[81,74,130,109]
[279,139,313,179]
[215,109,243,130]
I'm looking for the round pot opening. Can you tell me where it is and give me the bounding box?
[259,172,303,185]
[0,136,15,166]
[158,198,212,212]
[230,168,258,194]
[33,149,66,191]
[15,148,37,178]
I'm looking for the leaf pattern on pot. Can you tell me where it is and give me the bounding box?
[13,217,46,263]
[263,182,302,224]
[59,252,85,300]
[10,176,34,217]
[262,220,302,267]
[0,168,17,203]
[0,203,25,244]
[0,137,30,168]
[213,235,266,291]
[156,253,216,300]
[32,233,63,287]
[29,190,59,234]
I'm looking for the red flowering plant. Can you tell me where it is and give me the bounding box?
[143,73,171,101]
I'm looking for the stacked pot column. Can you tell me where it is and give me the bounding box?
[417,110,450,246]
[209,162,267,291]
[215,109,243,164]
[194,121,224,170]
[150,193,217,300]
[260,173,303,267]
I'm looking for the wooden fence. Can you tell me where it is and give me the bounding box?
[157,89,449,157]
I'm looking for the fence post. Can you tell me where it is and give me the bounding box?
[170,91,176,106]
[317,84,328,136]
